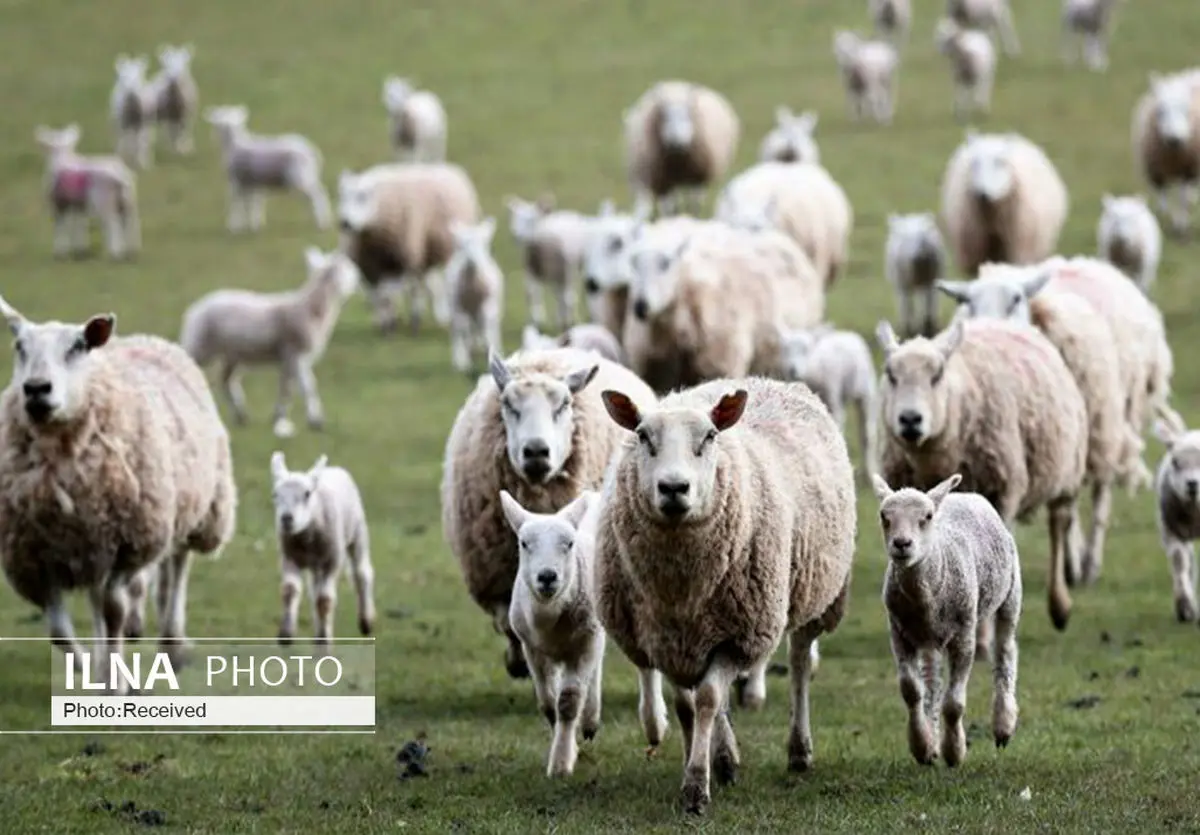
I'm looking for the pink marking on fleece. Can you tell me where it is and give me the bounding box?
[968,322,1055,382]
[52,169,90,205]
[1049,265,1115,317]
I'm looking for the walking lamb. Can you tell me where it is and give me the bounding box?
[110,54,155,170]
[832,31,899,125]
[1151,409,1200,623]
[1096,193,1162,293]
[884,212,948,338]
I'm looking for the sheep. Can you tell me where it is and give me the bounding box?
[1131,71,1200,237]
[935,18,997,120]
[594,377,856,814]
[870,0,912,46]
[110,54,155,169]
[758,107,821,165]
[872,472,1022,767]
[935,267,1131,588]
[337,162,480,335]
[499,489,604,777]
[179,245,360,439]
[715,161,854,288]
[884,212,949,338]
[623,80,741,218]
[1061,0,1122,71]
[939,129,1068,277]
[832,31,899,125]
[440,346,658,691]
[1096,193,1162,293]
[778,323,878,481]
[270,451,374,647]
[381,75,448,163]
[521,323,628,367]
[1151,408,1200,623]
[946,0,1020,56]
[150,44,198,156]
[875,316,1088,633]
[506,194,600,329]
[0,297,236,694]
[204,104,332,234]
[34,125,141,262]
[445,217,504,374]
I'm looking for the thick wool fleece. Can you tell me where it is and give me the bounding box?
[1133,76,1200,191]
[595,376,856,689]
[441,349,656,617]
[0,335,236,608]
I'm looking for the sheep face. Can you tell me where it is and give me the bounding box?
[1155,417,1200,506]
[1151,75,1193,146]
[204,105,248,144]
[305,247,360,299]
[450,217,499,274]
[766,107,820,164]
[505,197,543,241]
[34,124,81,156]
[489,352,600,485]
[872,473,963,566]
[270,451,327,536]
[382,76,413,113]
[582,214,641,295]
[158,44,193,78]
[500,490,593,603]
[876,318,964,447]
[965,135,1015,203]
[658,97,696,150]
[935,265,1048,323]
[628,236,688,322]
[114,54,149,89]
[833,31,861,64]
[934,18,961,51]
[779,328,826,381]
[0,298,116,429]
[337,172,377,232]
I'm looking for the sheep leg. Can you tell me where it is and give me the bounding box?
[450,310,472,374]
[637,667,669,750]
[581,631,604,741]
[497,608,530,679]
[154,558,173,627]
[1046,498,1076,631]
[366,281,401,334]
[523,272,547,328]
[73,211,93,257]
[294,358,324,431]
[137,126,154,170]
[104,207,127,260]
[1080,479,1113,585]
[124,564,156,640]
[88,583,110,686]
[679,656,740,815]
[52,211,71,258]
[226,182,248,233]
[159,547,194,666]
[892,629,936,765]
[787,629,820,772]
[895,287,915,339]
[733,656,768,710]
[992,581,1022,748]
[996,4,1021,55]
[98,577,132,695]
[348,532,375,636]
[1165,539,1197,622]
[306,181,334,231]
[548,640,602,776]
[271,360,298,439]
[1083,34,1108,71]
[278,558,304,645]
[673,685,696,769]
[219,361,249,425]
[857,394,879,479]
[974,614,994,662]
[248,191,266,232]
[940,632,974,767]
[312,565,340,649]
[426,270,450,327]
[45,593,87,671]
[711,706,741,789]
[555,281,577,331]
[526,644,558,726]
[918,646,941,734]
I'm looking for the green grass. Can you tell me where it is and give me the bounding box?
[1,0,1199,831]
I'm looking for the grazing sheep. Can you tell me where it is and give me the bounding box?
[595,377,856,814]
[446,217,504,374]
[381,75,448,163]
[499,489,604,777]
[940,129,1068,277]
[204,104,332,234]
[935,18,997,120]
[270,451,374,647]
[758,107,821,164]
[623,80,741,218]
[832,31,899,125]
[521,323,628,367]
[506,194,599,329]
[0,297,236,693]
[715,161,854,288]
[34,125,141,262]
[884,212,949,338]
[1152,409,1200,623]
[778,323,878,480]
[1131,71,1200,237]
[1096,193,1162,293]
[947,0,1020,56]
[870,0,912,46]
[337,162,480,335]
[876,317,1088,632]
[179,246,360,438]
[110,54,155,169]
[440,347,657,688]
[1061,0,1121,71]
[873,473,1022,767]
[150,44,198,155]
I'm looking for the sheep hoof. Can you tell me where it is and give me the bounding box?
[1175,596,1197,623]
[644,745,660,760]
[995,733,1011,749]
[272,418,296,438]
[582,721,600,741]
[358,616,373,636]
[1050,606,1070,632]
[307,417,325,432]
[504,649,530,680]
[681,782,710,816]
[712,751,738,786]
[542,707,556,727]
[277,631,294,646]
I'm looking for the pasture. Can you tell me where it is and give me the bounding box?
[1,0,1200,831]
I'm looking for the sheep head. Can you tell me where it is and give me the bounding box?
[873,472,963,566]
[935,263,1049,323]
[270,451,328,536]
[876,317,964,449]
[499,489,595,604]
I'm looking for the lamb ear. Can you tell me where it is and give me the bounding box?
[309,455,328,477]
[870,474,893,501]
[1154,419,1181,450]
[927,473,963,507]
[270,451,288,481]
[710,390,748,432]
[304,246,325,272]
[1101,193,1115,209]
[797,110,818,132]
[774,105,793,126]
[564,363,599,395]
[935,316,965,360]
[498,489,529,535]
[82,314,116,350]
[1021,268,1053,299]
[488,348,511,391]
[875,320,899,356]
[601,390,641,431]
[935,279,972,304]
[557,490,595,529]
[597,199,615,217]
[0,295,26,336]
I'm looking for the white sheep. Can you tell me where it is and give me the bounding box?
[521,323,627,367]
[872,473,1022,767]
[758,107,821,164]
[179,246,360,438]
[499,489,604,777]
[110,54,155,169]
[939,129,1068,277]
[778,323,878,480]
[832,31,899,125]
[884,212,949,338]
[506,194,600,329]
[1152,409,1200,623]
[623,80,741,218]
[446,216,504,374]
[935,18,996,120]
[946,0,1020,56]
[381,75,448,162]
[1131,71,1200,237]
[1097,193,1162,293]
[0,297,236,693]
[270,452,375,647]
[150,44,198,155]
[204,104,332,234]
[34,124,141,261]
[870,0,912,46]
[1061,0,1122,71]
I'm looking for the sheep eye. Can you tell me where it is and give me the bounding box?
[303,490,312,501]
[519,539,529,551]
[931,366,944,386]
[885,367,897,386]
[1172,457,1183,471]
[879,512,889,527]
[13,340,25,361]
[553,399,569,418]
[68,337,87,357]
[636,429,656,456]
[608,237,622,253]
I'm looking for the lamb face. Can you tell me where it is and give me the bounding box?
[628,236,687,321]
[1101,195,1146,240]
[888,212,942,262]
[833,31,861,65]
[270,451,326,536]
[450,217,498,275]
[658,96,696,150]
[114,54,148,90]
[582,214,640,294]
[490,352,599,486]
[337,172,377,232]
[876,320,962,447]
[35,124,81,155]
[966,134,1015,203]
[935,266,1047,323]
[500,490,593,604]
[779,330,820,381]
[505,197,543,241]
[305,247,360,299]
[720,194,777,233]
[1152,75,1193,146]
[767,107,819,164]
[873,473,962,566]
[158,45,193,79]
[1156,424,1200,506]
[382,76,413,113]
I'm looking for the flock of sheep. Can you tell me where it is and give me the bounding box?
[8,0,1200,818]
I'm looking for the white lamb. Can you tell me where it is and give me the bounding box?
[270,452,375,647]
[935,18,996,120]
[1061,0,1122,71]
[832,31,899,125]
[1096,193,1162,293]
[872,473,1022,767]
[506,194,600,329]
[110,54,155,170]
[758,107,821,165]
[884,212,949,338]
[1151,409,1200,623]
[204,104,332,234]
[1131,71,1200,237]
[521,324,627,367]
[179,246,360,438]
[499,489,604,777]
[870,0,912,46]
[382,75,448,163]
[445,217,503,374]
[946,0,1020,56]
[150,44,198,155]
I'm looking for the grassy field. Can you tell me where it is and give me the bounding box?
[1,0,1200,831]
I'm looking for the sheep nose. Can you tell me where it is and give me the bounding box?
[632,298,649,321]
[657,478,690,499]
[23,379,52,399]
[535,569,558,590]
[891,536,913,555]
[280,512,294,528]
[584,277,600,294]
[1187,479,1199,498]
[338,218,353,232]
[522,440,550,461]
[898,410,922,428]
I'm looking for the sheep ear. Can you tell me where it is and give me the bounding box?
[870,474,893,501]
[1101,193,1115,209]
[875,320,899,356]
[554,331,572,348]
[1021,268,1053,299]
[1154,419,1182,450]
[710,390,748,433]
[927,473,963,507]
[498,489,529,534]
[797,110,818,132]
[557,490,595,530]
[270,451,288,481]
[564,363,600,395]
[304,246,325,272]
[488,348,512,391]
[82,314,116,350]
[601,390,642,431]
[935,316,965,359]
[774,105,793,126]
[598,199,615,217]
[309,455,328,479]
[0,295,26,336]
[964,127,978,143]
[935,279,972,304]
